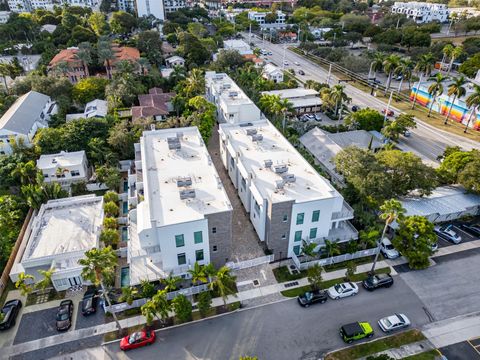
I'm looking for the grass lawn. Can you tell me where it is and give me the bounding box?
[272,266,307,283]
[280,267,391,297]
[325,329,426,360]
[402,350,440,360]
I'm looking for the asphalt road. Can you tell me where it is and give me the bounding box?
[247,34,480,165]
[100,276,430,360]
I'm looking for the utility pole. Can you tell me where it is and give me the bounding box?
[327,63,332,85]
[411,74,423,110]
[249,23,252,44]
[282,43,286,70]
[384,91,394,123]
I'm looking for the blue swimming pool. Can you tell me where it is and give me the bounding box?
[120,267,130,288]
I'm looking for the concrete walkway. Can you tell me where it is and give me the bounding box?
[357,340,436,360]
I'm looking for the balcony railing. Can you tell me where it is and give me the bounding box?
[332,201,354,220]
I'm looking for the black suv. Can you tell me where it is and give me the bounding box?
[0,299,22,330]
[56,300,74,331]
[362,273,394,291]
[81,288,98,316]
[297,290,328,307]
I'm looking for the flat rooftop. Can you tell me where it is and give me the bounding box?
[37,150,85,170]
[220,120,339,203]
[206,71,258,107]
[139,127,232,227]
[22,195,103,261]
[262,88,319,99]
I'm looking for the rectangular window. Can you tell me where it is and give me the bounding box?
[195,249,204,261]
[175,234,184,247]
[293,245,301,256]
[212,245,218,252]
[71,170,80,177]
[312,210,320,222]
[282,214,288,223]
[194,231,203,244]
[212,227,217,234]
[281,234,286,240]
[309,228,317,239]
[254,201,260,214]
[177,253,186,265]
[294,230,302,242]
[296,213,304,225]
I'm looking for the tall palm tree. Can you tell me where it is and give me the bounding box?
[324,239,340,258]
[188,262,207,285]
[170,65,186,84]
[414,53,435,77]
[54,61,70,78]
[329,84,350,121]
[76,42,92,78]
[184,68,205,98]
[370,52,385,79]
[208,266,237,306]
[464,84,480,133]
[137,57,151,75]
[395,58,413,93]
[35,268,55,292]
[383,54,401,95]
[370,199,405,274]
[427,73,446,117]
[141,289,171,327]
[79,247,122,330]
[444,76,466,124]
[0,63,10,92]
[15,272,34,296]
[11,160,37,185]
[97,36,114,79]
[119,286,138,305]
[305,79,317,89]
[161,273,181,292]
[277,98,294,131]
[447,45,463,77]
[441,44,454,72]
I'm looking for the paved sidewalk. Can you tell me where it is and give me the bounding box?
[357,340,436,360]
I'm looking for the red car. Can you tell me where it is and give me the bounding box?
[382,109,394,116]
[120,330,156,351]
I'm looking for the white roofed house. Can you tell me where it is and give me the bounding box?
[9,195,104,291]
[222,39,253,56]
[0,91,57,155]
[126,127,233,285]
[65,99,108,122]
[219,120,358,261]
[165,56,185,68]
[261,88,322,115]
[262,64,284,83]
[37,151,89,188]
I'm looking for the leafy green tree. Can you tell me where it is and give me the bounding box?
[99,228,120,246]
[459,53,480,78]
[344,108,384,131]
[72,76,108,105]
[21,176,68,209]
[392,216,435,269]
[15,272,35,296]
[137,30,163,66]
[79,247,121,329]
[212,50,246,72]
[382,114,416,141]
[436,148,475,183]
[35,268,55,291]
[177,31,209,67]
[197,291,212,317]
[103,201,119,217]
[119,286,139,305]
[307,264,323,290]
[140,280,156,299]
[458,158,480,193]
[109,11,136,34]
[96,165,121,190]
[0,195,27,271]
[345,261,357,281]
[104,191,119,203]
[88,12,109,36]
[208,266,237,306]
[172,294,192,323]
[141,289,171,326]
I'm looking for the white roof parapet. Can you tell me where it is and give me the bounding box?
[37,150,86,170]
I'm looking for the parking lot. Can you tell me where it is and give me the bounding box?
[440,340,480,360]
[436,222,479,248]
[13,308,60,345]
[75,304,106,330]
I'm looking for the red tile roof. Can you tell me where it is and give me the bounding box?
[110,45,140,65]
[131,88,175,120]
[49,48,82,67]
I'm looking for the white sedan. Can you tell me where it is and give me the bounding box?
[378,313,411,332]
[327,282,359,299]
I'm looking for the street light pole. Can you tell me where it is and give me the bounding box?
[384,91,394,123]
[327,63,332,85]
[411,74,423,110]
[282,43,286,70]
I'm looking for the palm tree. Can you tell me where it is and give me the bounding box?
[414,53,435,77]
[170,65,186,84]
[444,76,466,124]
[11,160,37,185]
[141,289,171,326]
[97,36,114,79]
[465,84,480,133]
[208,266,237,306]
[184,68,205,98]
[119,286,138,305]
[324,239,340,258]
[329,84,350,121]
[305,79,317,89]
[140,300,157,326]
[278,98,294,131]
[79,247,122,330]
[188,262,207,285]
[137,57,151,75]
[383,54,401,95]
[441,44,454,72]
[15,272,35,296]
[35,268,55,292]
[447,45,463,77]
[0,63,10,92]
[427,73,446,117]
[370,52,385,79]
[54,61,70,78]
[395,58,413,93]
[76,42,92,78]
[370,199,405,274]
[161,273,181,292]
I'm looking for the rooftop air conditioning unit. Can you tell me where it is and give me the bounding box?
[240,122,254,127]
[177,177,192,187]
[179,189,196,200]
[167,137,181,150]
[274,164,288,174]
[264,159,273,168]
[282,173,296,183]
[246,129,257,136]
[275,180,285,189]
[251,134,263,142]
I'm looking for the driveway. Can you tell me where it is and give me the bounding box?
[75,305,106,330]
[13,308,60,344]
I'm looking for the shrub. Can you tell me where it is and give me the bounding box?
[197,291,212,318]
[103,190,119,203]
[103,201,119,217]
[103,216,118,229]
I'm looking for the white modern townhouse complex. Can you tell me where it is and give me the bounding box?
[248,10,286,29]
[391,2,449,23]
[218,120,358,260]
[0,91,57,155]
[9,195,104,291]
[8,0,98,11]
[261,88,322,115]
[135,0,165,20]
[262,63,284,83]
[205,71,263,124]
[37,151,89,187]
[127,127,233,285]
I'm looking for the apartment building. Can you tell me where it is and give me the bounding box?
[136,0,165,20]
[218,120,358,260]
[205,71,263,124]
[10,195,104,291]
[164,0,186,13]
[261,88,322,115]
[37,151,89,187]
[391,2,449,23]
[248,10,286,29]
[127,127,233,285]
[8,0,98,12]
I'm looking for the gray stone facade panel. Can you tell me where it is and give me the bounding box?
[265,200,294,260]
[205,210,233,268]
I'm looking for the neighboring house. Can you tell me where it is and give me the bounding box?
[106,45,141,79]
[161,68,174,78]
[261,88,322,115]
[131,88,175,121]
[248,10,286,29]
[161,42,175,57]
[165,55,185,68]
[223,39,253,56]
[37,150,89,187]
[40,24,57,33]
[262,63,284,83]
[164,0,186,13]
[127,127,233,285]
[0,11,11,24]
[243,54,264,68]
[9,195,104,291]
[310,27,333,40]
[219,120,358,259]
[299,127,385,186]
[66,99,108,122]
[48,47,87,84]
[0,91,57,155]
[278,32,297,42]
[205,71,263,124]
[391,2,449,23]
[136,0,165,20]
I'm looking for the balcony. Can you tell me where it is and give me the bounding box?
[332,201,354,220]
[309,221,359,247]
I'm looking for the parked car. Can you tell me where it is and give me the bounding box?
[56,300,74,331]
[294,61,300,66]
[327,282,358,299]
[300,114,315,122]
[81,288,98,316]
[314,114,322,121]
[120,330,156,351]
[382,109,394,117]
[362,273,394,291]
[283,60,289,66]
[297,290,328,307]
[267,51,272,55]
[0,299,22,331]
[378,313,411,333]
[298,70,305,75]
[340,322,374,343]
[403,130,411,137]
[380,238,399,259]
[434,224,462,244]
[460,224,480,237]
